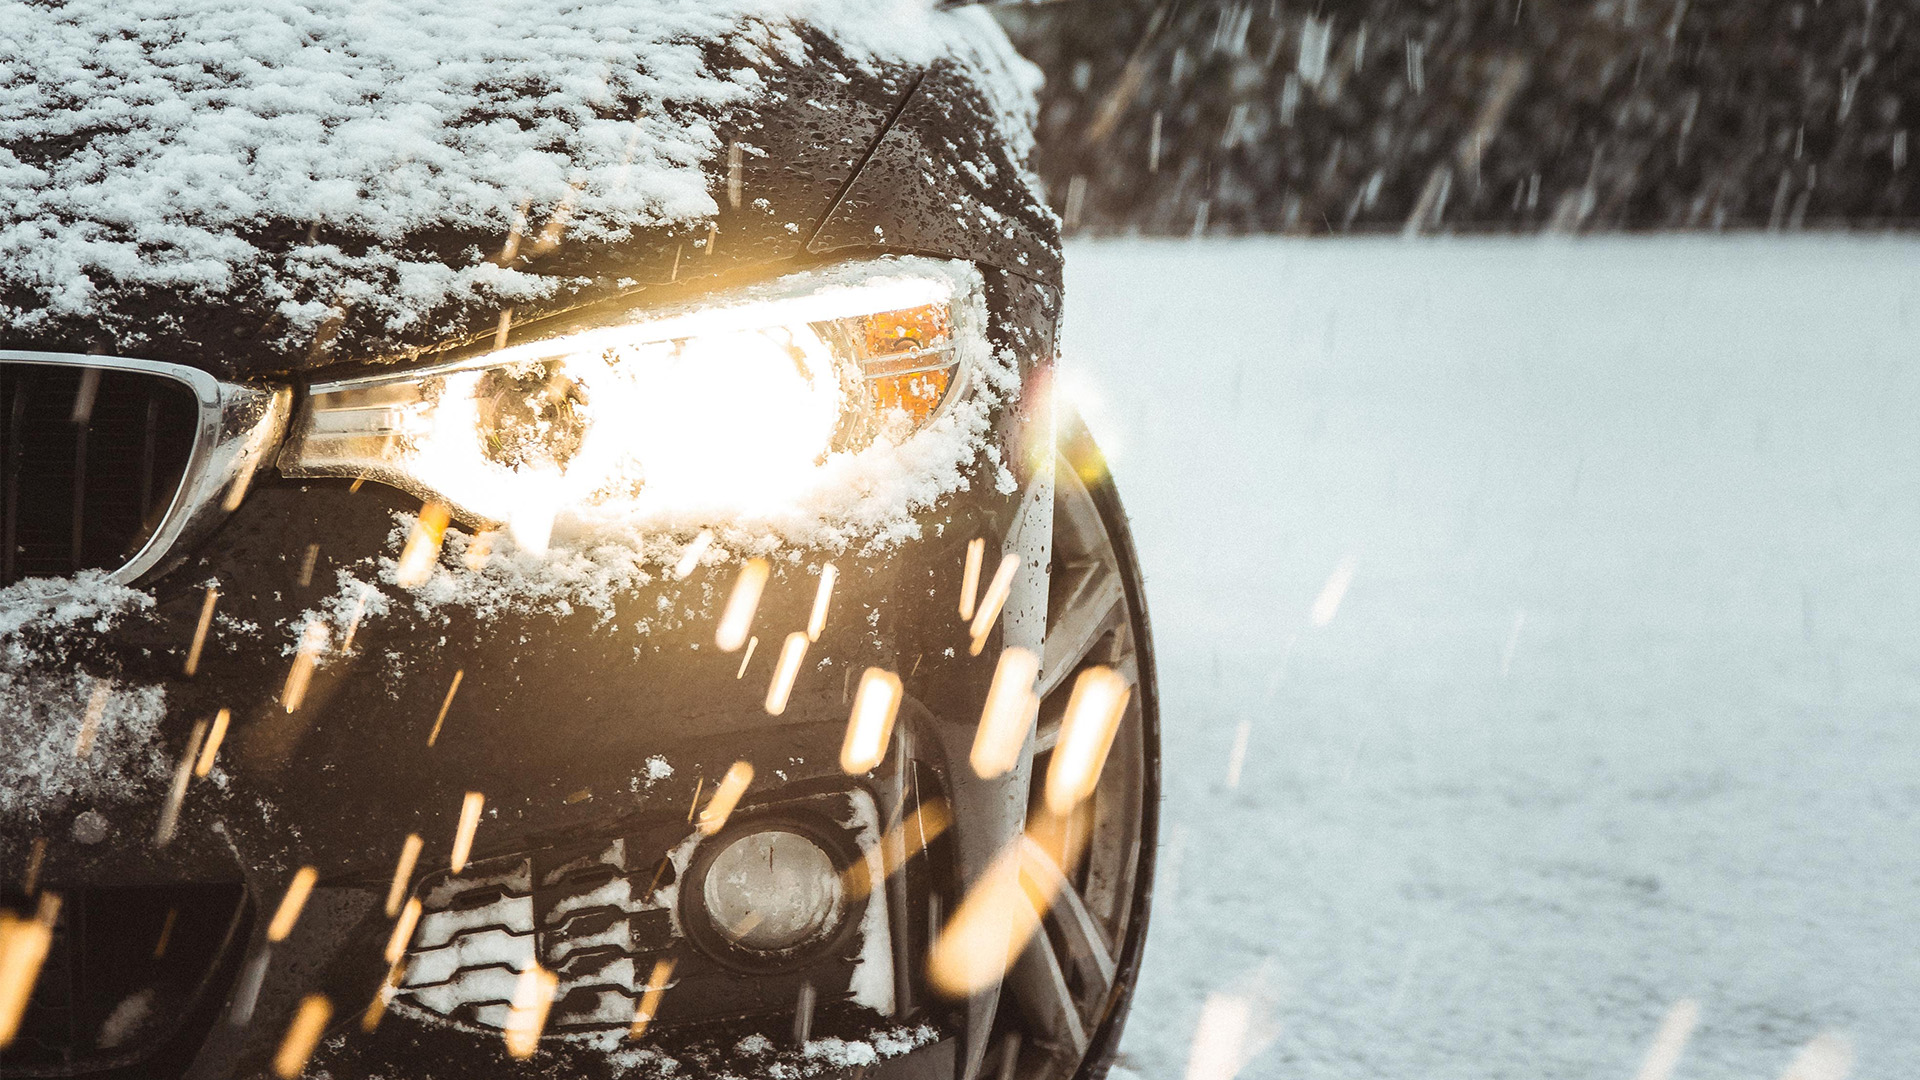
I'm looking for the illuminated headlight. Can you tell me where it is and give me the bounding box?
[278,260,983,540]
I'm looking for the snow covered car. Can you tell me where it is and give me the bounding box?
[0,3,1156,1079]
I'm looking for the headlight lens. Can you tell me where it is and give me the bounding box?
[278,259,982,545]
[698,828,845,954]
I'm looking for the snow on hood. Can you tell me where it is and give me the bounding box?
[0,0,1034,345]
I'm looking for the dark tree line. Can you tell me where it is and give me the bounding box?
[999,0,1918,234]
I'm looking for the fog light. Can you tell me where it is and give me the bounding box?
[699,829,845,954]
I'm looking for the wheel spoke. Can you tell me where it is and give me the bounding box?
[1037,564,1124,701]
[1021,837,1117,996]
[1007,907,1089,1061]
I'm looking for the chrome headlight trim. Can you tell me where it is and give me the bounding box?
[0,349,290,588]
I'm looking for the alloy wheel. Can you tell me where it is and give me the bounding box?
[990,412,1160,1080]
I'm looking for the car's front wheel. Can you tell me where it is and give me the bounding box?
[986,411,1160,1080]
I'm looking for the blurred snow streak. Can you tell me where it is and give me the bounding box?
[1006,0,1919,235]
[1062,236,1920,1078]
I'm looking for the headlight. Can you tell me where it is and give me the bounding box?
[278,259,985,548]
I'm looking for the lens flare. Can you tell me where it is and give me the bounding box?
[273,995,332,1079]
[504,963,558,1058]
[451,792,484,873]
[385,834,423,918]
[716,559,769,652]
[969,552,1020,656]
[193,708,229,778]
[396,502,451,587]
[972,647,1040,779]
[385,898,422,965]
[958,537,985,620]
[841,668,903,774]
[807,563,837,642]
[1045,666,1131,815]
[765,632,809,715]
[697,762,754,836]
[0,894,60,1047]
[628,957,677,1040]
[267,866,318,943]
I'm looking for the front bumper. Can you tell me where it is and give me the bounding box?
[2,469,1043,1079]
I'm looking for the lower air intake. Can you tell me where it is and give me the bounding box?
[0,883,251,1078]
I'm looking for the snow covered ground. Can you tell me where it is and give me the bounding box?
[1060,236,1920,1080]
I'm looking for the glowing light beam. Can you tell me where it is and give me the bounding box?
[959,537,985,621]
[843,798,952,901]
[1310,555,1357,627]
[282,622,329,713]
[716,559,770,652]
[451,792,484,873]
[628,958,676,1040]
[266,866,318,943]
[385,898,422,965]
[807,563,837,642]
[184,587,218,675]
[396,502,452,587]
[428,670,464,746]
[504,963,558,1058]
[193,708,230,778]
[971,647,1039,779]
[1045,666,1131,815]
[0,894,61,1048]
[674,530,714,579]
[385,834,423,918]
[272,995,332,1078]
[1633,999,1701,1080]
[840,668,903,775]
[968,553,1020,656]
[697,762,753,836]
[765,633,809,715]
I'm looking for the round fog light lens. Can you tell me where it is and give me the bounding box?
[701,829,844,953]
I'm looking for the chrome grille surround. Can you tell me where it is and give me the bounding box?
[0,350,291,586]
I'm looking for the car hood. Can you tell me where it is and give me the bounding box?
[0,0,1055,381]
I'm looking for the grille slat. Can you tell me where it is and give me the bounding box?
[0,363,199,586]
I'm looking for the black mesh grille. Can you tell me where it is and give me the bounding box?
[0,883,251,1078]
[0,363,200,586]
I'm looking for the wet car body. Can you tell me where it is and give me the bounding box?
[0,13,1149,1080]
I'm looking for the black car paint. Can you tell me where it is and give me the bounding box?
[0,30,1062,379]
[0,29,1065,1080]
